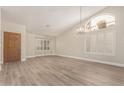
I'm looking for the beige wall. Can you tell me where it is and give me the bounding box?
[2,22,26,62]
[56,7,124,65]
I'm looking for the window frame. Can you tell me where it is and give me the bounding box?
[84,14,116,56]
[84,14,116,32]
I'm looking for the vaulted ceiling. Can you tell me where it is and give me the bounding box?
[2,6,106,36]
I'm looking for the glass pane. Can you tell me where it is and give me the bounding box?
[85,15,115,32]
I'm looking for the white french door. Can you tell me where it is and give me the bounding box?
[35,38,53,56]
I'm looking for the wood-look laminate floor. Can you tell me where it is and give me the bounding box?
[0,56,124,86]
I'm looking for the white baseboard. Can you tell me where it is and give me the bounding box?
[57,54,124,68]
[0,61,3,64]
[27,55,36,58]
[0,64,2,71]
[27,54,57,59]
[21,58,26,62]
[26,54,124,68]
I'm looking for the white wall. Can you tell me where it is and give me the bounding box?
[26,32,56,58]
[1,21,56,63]
[56,7,124,65]
[26,33,36,57]
[2,22,26,62]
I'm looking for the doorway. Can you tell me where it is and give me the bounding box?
[4,32,21,63]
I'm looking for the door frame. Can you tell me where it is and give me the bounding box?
[3,31,21,63]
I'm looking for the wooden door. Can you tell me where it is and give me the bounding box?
[4,32,21,63]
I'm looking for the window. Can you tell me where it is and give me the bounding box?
[36,38,50,51]
[84,14,116,55]
[85,15,115,32]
